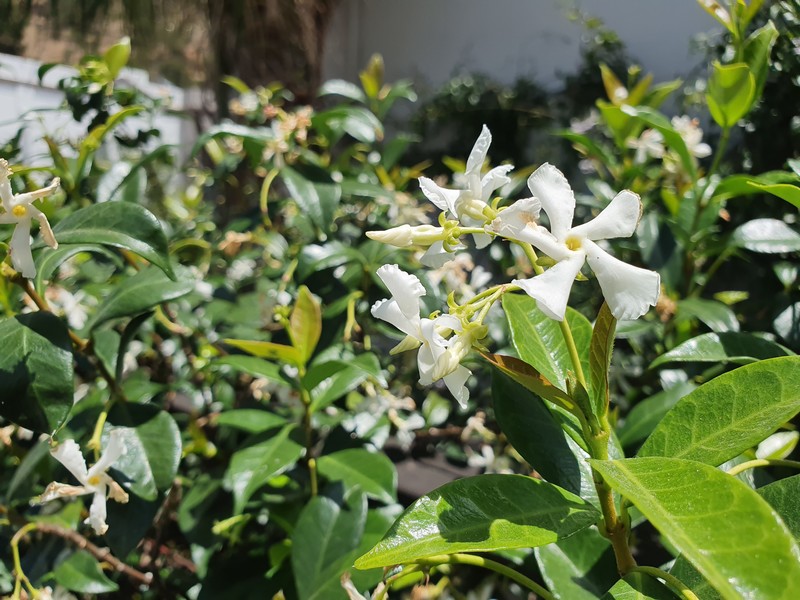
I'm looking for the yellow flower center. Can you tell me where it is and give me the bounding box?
[565,236,583,251]
[12,205,27,218]
[87,475,102,486]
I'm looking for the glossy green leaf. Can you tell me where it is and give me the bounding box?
[670,556,721,600]
[52,550,119,594]
[313,106,383,143]
[676,298,739,333]
[483,353,578,414]
[104,36,131,78]
[650,332,791,368]
[732,218,800,253]
[592,457,800,600]
[697,0,733,32]
[47,202,174,277]
[84,266,194,331]
[224,425,304,514]
[712,171,800,209]
[350,505,404,591]
[292,493,367,600]
[0,312,73,434]
[503,294,591,393]
[289,286,321,365]
[759,475,800,542]
[107,405,182,501]
[601,572,678,599]
[535,526,617,600]
[706,62,756,129]
[354,474,598,569]
[318,79,367,103]
[639,357,800,465]
[307,353,384,411]
[317,449,397,504]
[216,410,288,434]
[75,106,143,183]
[280,166,341,234]
[215,355,286,384]
[223,339,302,368]
[743,22,779,97]
[617,382,695,448]
[590,302,616,417]
[34,244,121,292]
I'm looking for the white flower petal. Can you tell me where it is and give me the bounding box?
[371,298,419,339]
[527,163,576,240]
[417,318,448,385]
[512,254,585,321]
[420,241,452,268]
[0,160,12,210]
[570,190,642,241]
[466,124,491,175]
[87,429,126,479]
[583,239,660,320]
[86,488,109,535]
[692,142,712,158]
[419,177,459,214]
[500,221,572,261]
[39,482,90,503]
[10,219,35,279]
[51,439,89,485]
[491,197,542,237]
[434,313,462,333]
[471,231,493,249]
[480,164,514,201]
[375,264,425,321]
[30,207,58,249]
[443,365,471,408]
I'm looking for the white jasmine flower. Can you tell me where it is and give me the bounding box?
[627,129,665,163]
[493,163,660,321]
[38,430,129,535]
[226,257,256,282]
[371,264,471,406]
[671,116,712,159]
[0,159,60,278]
[418,125,512,256]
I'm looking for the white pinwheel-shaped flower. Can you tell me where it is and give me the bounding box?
[417,125,512,265]
[371,264,470,406]
[39,430,129,535]
[493,163,660,321]
[0,159,60,278]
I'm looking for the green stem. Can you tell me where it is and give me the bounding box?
[415,553,555,600]
[86,408,110,460]
[299,387,318,497]
[11,523,40,600]
[727,458,800,478]
[373,565,424,600]
[631,566,700,600]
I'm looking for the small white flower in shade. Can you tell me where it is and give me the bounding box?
[627,129,665,163]
[371,264,471,406]
[38,430,129,535]
[494,163,660,321]
[418,125,512,254]
[0,159,60,278]
[366,223,452,268]
[671,116,712,159]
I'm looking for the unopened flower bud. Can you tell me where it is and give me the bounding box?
[367,224,445,248]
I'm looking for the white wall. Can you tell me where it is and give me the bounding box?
[323,0,720,93]
[0,52,197,167]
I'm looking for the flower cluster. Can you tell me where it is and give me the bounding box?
[0,159,60,278]
[369,126,660,403]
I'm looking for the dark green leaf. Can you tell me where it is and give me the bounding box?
[85,267,193,331]
[712,172,800,209]
[317,449,397,504]
[0,312,73,434]
[355,474,598,569]
[759,475,800,542]
[590,303,616,417]
[639,356,800,465]
[215,355,286,384]
[676,298,739,333]
[52,550,119,594]
[601,572,678,599]
[306,353,386,411]
[650,332,790,368]
[34,244,121,292]
[592,457,800,600]
[743,22,779,98]
[732,218,800,253]
[280,166,341,234]
[617,382,695,448]
[216,410,288,434]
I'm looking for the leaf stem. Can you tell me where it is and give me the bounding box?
[299,387,318,497]
[373,565,424,600]
[414,553,555,600]
[631,566,700,600]
[726,458,800,477]
[10,523,39,600]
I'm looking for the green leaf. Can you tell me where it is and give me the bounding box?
[601,572,679,599]
[706,62,756,129]
[620,105,696,178]
[215,355,288,384]
[670,556,721,600]
[313,106,383,143]
[503,294,591,393]
[535,526,617,600]
[354,474,599,569]
[103,37,131,79]
[223,425,304,514]
[676,298,739,333]
[651,332,791,368]
[318,79,367,103]
[34,244,121,292]
[47,202,174,278]
[639,356,800,465]
[732,218,800,253]
[292,493,368,600]
[712,172,800,209]
[306,353,384,411]
[51,550,119,594]
[107,405,182,501]
[216,410,288,434]
[697,0,734,33]
[617,382,695,448]
[280,166,341,234]
[223,339,302,368]
[317,449,397,504]
[0,312,73,434]
[592,457,800,600]
[289,286,321,365]
[75,107,144,182]
[590,303,616,417]
[84,266,194,331]
[743,22,779,98]
[759,475,800,542]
